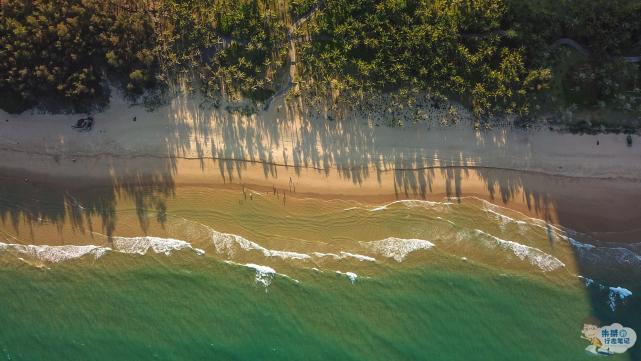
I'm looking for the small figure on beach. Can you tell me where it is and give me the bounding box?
[626,134,632,146]
[133,116,137,122]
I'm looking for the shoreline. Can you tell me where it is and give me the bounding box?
[2,92,641,243]
[2,152,641,243]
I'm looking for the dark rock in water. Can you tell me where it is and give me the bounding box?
[626,134,632,146]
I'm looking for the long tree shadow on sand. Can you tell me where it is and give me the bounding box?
[1,92,640,359]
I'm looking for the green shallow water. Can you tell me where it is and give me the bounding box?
[1,187,639,360]
[0,256,617,361]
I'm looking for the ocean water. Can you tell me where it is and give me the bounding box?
[0,187,639,360]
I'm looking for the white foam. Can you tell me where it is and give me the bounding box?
[436,216,456,226]
[474,230,565,272]
[608,287,633,311]
[472,197,575,241]
[244,263,277,287]
[225,261,300,286]
[110,236,205,256]
[340,252,375,262]
[369,199,452,212]
[483,207,527,228]
[569,238,641,268]
[362,237,435,262]
[568,238,595,250]
[0,242,110,263]
[336,271,358,284]
[578,275,595,287]
[312,252,340,259]
[212,231,310,260]
[311,251,375,262]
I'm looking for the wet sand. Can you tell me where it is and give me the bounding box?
[1,92,640,243]
[1,151,640,244]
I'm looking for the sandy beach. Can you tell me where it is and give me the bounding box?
[2,93,641,361]
[1,91,641,241]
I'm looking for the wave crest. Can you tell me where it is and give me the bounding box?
[362,237,435,262]
[111,236,205,256]
[0,242,109,263]
[212,230,310,260]
[474,230,565,272]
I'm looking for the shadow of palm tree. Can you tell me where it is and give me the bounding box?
[1,92,640,360]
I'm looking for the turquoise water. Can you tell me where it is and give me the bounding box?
[0,256,615,361]
[1,188,639,360]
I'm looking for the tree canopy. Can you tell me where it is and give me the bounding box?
[1,0,639,117]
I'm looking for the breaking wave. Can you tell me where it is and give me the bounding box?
[361,237,435,262]
[368,199,453,212]
[212,230,311,260]
[336,271,358,284]
[312,252,375,262]
[473,230,565,272]
[0,236,204,263]
[225,261,300,286]
[110,236,205,256]
[0,242,109,263]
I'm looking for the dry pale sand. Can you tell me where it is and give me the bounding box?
[1,91,640,241]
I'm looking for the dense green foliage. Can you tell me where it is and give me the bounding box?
[0,0,157,112]
[1,0,640,118]
[156,0,288,101]
[298,0,551,116]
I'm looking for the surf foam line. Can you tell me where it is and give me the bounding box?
[336,271,358,284]
[608,287,633,311]
[109,236,206,256]
[1,235,206,263]
[568,238,641,268]
[477,200,641,269]
[361,237,435,262]
[312,251,376,262]
[212,230,311,260]
[224,260,300,286]
[457,201,639,269]
[0,242,109,263]
[211,227,377,263]
[462,196,578,241]
[474,229,565,272]
[578,276,633,312]
[368,199,454,212]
